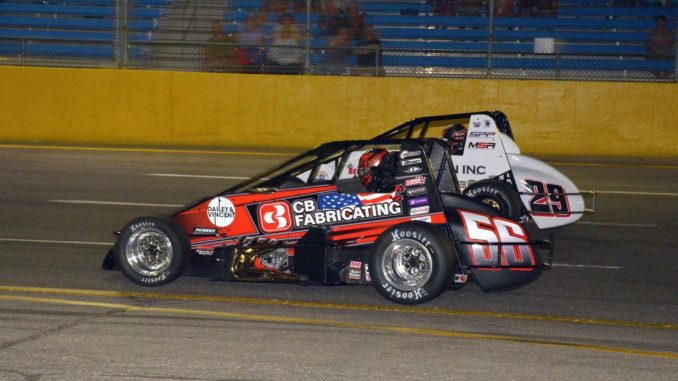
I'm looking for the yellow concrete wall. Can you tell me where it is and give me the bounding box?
[0,65,676,157]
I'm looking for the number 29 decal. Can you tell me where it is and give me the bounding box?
[523,180,571,217]
[458,210,536,268]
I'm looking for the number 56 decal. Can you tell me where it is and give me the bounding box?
[458,210,536,268]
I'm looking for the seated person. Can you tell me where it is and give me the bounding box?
[358,148,396,192]
[441,124,467,155]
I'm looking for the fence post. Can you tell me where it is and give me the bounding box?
[304,0,311,71]
[487,0,494,78]
[115,0,129,68]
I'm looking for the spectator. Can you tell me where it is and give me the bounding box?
[537,0,557,17]
[519,0,538,16]
[321,27,352,74]
[319,0,346,36]
[235,13,266,72]
[457,0,483,16]
[346,1,366,39]
[267,0,288,14]
[204,20,236,72]
[267,13,304,74]
[352,25,384,76]
[645,15,675,78]
[495,0,516,17]
[430,0,457,16]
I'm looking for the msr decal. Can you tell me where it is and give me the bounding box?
[468,142,496,150]
[258,201,293,233]
[458,210,535,267]
[291,193,402,227]
[207,197,236,227]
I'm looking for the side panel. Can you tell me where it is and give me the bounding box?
[508,154,585,229]
[453,114,512,191]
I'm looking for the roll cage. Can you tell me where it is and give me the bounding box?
[225,139,461,196]
[374,111,514,141]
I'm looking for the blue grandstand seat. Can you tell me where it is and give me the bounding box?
[0,3,162,18]
[559,6,678,18]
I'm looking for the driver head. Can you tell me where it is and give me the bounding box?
[358,148,389,187]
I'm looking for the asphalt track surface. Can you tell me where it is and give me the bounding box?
[0,145,676,381]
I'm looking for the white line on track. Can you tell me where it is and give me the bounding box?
[147,173,249,180]
[551,263,622,270]
[0,237,625,271]
[578,221,657,228]
[596,190,678,197]
[49,200,182,208]
[0,238,112,246]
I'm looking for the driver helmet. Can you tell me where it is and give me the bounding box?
[441,124,467,153]
[358,148,389,187]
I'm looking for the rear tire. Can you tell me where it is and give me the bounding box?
[114,216,189,286]
[463,180,522,220]
[369,222,455,305]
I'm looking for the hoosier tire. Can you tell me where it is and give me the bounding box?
[369,222,455,305]
[114,216,190,286]
[463,180,522,220]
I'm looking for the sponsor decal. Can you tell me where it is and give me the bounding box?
[382,283,428,301]
[410,206,430,216]
[404,176,426,187]
[192,227,218,236]
[404,166,423,174]
[399,150,422,159]
[291,194,402,227]
[197,249,214,256]
[346,163,359,176]
[401,158,423,166]
[406,186,427,196]
[207,197,236,227]
[364,263,371,282]
[411,216,432,223]
[454,165,487,175]
[349,260,362,269]
[484,119,491,128]
[258,201,293,233]
[316,170,330,180]
[454,274,468,284]
[349,268,362,280]
[472,119,481,128]
[407,197,429,207]
[129,221,155,232]
[469,131,495,138]
[468,142,496,150]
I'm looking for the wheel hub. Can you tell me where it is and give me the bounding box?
[125,228,173,277]
[382,239,433,291]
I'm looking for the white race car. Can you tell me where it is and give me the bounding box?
[374,111,595,230]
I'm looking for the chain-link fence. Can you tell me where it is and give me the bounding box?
[1,0,676,82]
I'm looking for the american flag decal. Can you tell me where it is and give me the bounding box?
[318,193,394,210]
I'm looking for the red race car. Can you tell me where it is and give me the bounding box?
[103,138,551,304]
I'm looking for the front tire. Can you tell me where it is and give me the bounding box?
[463,180,522,220]
[369,222,455,305]
[114,216,189,286]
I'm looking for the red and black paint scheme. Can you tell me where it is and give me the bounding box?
[104,139,551,304]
